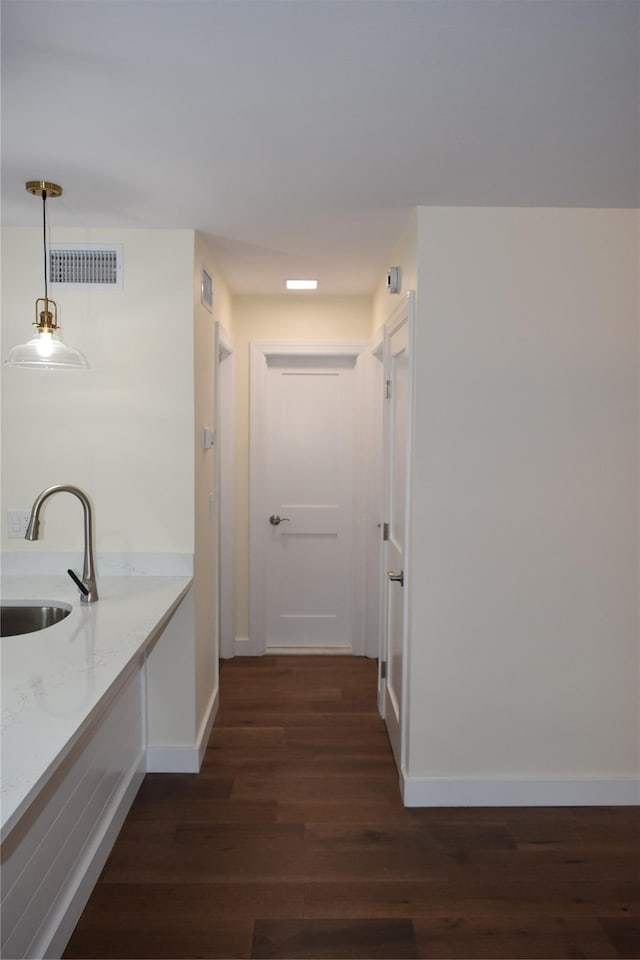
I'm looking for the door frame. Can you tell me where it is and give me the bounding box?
[215,322,235,659]
[249,340,370,656]
[380,292,415,773]
[368,328,385,667]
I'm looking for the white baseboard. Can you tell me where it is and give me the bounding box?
[231,638,356,657]
[401,774,640,807]
[146,745,200,773]
[34,750,145,960]
[196,686,219,768]
[146,686,219,774]
[233,635,255,656]
[266,645,353,656]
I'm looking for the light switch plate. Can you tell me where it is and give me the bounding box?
[8,510,31,538]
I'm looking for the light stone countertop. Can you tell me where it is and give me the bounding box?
[0,574,192,840]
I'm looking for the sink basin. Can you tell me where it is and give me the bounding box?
[0,601,72,637]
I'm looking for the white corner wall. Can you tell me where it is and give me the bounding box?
[405,207,639,804]
[1,228,195,558]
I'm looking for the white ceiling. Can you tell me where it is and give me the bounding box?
[2,0,638,295]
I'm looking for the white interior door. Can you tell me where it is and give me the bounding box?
[382,293,414,769]
[250,343,368,655]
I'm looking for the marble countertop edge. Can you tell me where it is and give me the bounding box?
[1,574,193,841]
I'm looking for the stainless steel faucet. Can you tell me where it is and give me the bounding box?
[25,484,99,603]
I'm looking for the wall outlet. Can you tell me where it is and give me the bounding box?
[7,510,31,538]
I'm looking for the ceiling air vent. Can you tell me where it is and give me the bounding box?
[49,243,123,289]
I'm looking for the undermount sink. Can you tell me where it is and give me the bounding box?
[0,601,72,637]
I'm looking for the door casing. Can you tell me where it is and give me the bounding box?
[380,292,415,774]
[215,322,235,659]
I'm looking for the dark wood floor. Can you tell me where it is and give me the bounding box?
[64,656,640,959]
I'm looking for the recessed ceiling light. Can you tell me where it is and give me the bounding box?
[286,279,318,290]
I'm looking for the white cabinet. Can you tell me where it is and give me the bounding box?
[1,664,145,959]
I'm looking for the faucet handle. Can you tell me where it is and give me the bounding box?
[67,568,89,597]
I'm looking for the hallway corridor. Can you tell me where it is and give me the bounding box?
[64,656,639,959]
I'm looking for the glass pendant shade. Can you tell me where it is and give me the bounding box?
[3,180,89,370]
[5,329,89,369]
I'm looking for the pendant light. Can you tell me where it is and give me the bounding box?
[4,181,89,369]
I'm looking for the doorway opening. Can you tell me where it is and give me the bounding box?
[248,341,372,657]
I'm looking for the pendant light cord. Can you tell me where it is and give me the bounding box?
[42,189,48,301]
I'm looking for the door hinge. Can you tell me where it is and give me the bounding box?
[380,660,387,679]
[382,522,390,541]
[384,379,391,400]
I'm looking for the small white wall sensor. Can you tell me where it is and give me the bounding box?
[387,266,401,293]
[203,428,215,450]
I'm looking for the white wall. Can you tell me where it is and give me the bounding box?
[1,227,195,557]
[405,207,639,799]
[231,294,373,643]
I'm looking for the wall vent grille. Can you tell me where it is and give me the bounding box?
[49,243,123,288]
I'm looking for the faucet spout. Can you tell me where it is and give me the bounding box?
[26,484,99,603]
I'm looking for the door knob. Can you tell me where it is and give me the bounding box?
[269,514,290,526]
[387,570,404,586]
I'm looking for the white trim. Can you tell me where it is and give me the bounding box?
[218,324,234,358]
[146,687,218,774]
[251,340,371,356]
[249,340,370,656]
[401,774,640,807]
[371,325,384,358]
[146,745,200,774]
[233,635,256,656]
[31,750,145,960]
[366,344,384,663]
[266,645,353,656]
[216,324,236,659]
[197,686,219,767]
[381,292,415,770]
[400,291,415,776]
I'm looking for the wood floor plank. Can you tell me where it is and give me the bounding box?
[304,822,452,881]
[438,844,640,883]
[251,918,419,959]
[599,917,640,959]
[65,918,255,959]
[205,753,395,779]
[100,822,307,884]
[304,879,640,920]
[135,772,234,801]
[230,774,401,803]
[209,726,287,747]
[67,880,305,923]
[216,710,388,730]
[277,799,430,824]
[412,915,618,959]
[127,798,280,823]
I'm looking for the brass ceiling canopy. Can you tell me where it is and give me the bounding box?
[25,180,63,199]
